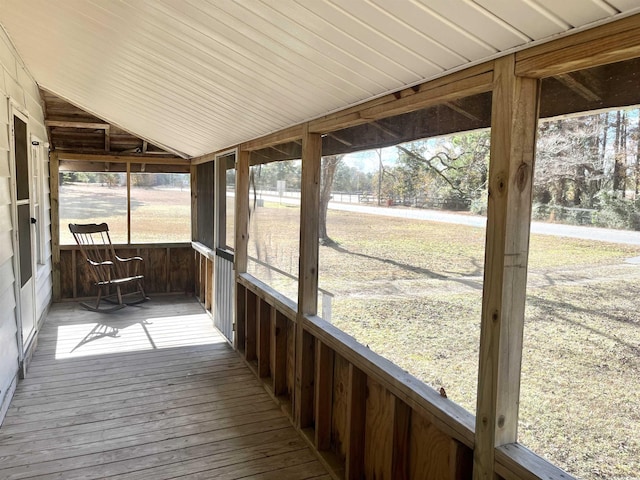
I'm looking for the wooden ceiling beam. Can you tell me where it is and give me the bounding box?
[516,13,640,77]
[57,152,186,165]
[46,120,110,129]
[326,132,353,147]
[370,121,400,139]
[443,101,482,122]
[555,73,601,102]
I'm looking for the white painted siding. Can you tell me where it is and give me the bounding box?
[0,26,51,424]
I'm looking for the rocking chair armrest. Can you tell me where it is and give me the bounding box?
[87,259,115,268]
[115,255,144,263]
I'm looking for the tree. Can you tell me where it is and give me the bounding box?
[319,154,343,244]
[395,131,490,209]
[535,116,605,208]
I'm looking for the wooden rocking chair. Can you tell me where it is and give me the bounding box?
[69,223,149,312]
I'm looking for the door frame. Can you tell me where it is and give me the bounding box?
[8,98,35,363]
[213,148,237,343]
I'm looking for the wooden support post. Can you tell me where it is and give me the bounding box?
[236,284,246,352]
[214,154,228,248]
[473,54,540,480]
[198,253,206,304]
[295,125,321,428]
[190,164,197,242]
[234,150,250,352]
[50,152,61,301]
[314,340,334,450]
[235,151,249,274]
[258,299,271,378]
[271,309,288,395]
[104,125,110,152]
[126,162,131,245]
[346,364,367,480]
[245,290,257,361]
[205,258,212,312]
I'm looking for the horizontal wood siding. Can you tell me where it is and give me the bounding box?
[0,26,51,423]
[0,32,18,423]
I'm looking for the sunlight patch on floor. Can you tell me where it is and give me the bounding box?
[54,313,224,359]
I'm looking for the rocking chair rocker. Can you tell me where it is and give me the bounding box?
[69,223,149,312]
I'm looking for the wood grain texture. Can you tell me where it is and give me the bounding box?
[410,410,457,480]
[304,315,474,448]
[392,397,412,480]
[516,13,640,77]
[345,364,366,480]
[309,62,494,134]
[189,163,198,241]
[314,340,334,451]
[286,318,296,401]
[235,283,246,353]
[474,54,540,480]
[169,247,195,294]
[295,329,315,429]
[245,289,257,361]
[258,298,271,378]
[234,150,249,274]
[495,443,571,480]
[0,297,329,480]
[205,257,212,311]
[294,126,321,429]
[364,377,395,480]
[271,309,288,396]
[331,353,350,462]
[140,247,167,294]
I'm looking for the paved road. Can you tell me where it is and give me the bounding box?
[257,194,640,246]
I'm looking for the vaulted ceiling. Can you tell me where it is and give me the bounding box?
[1,0,639,159]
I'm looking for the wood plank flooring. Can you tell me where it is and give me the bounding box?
[0,297,330,480]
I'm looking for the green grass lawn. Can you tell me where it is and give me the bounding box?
[309,209,638,480]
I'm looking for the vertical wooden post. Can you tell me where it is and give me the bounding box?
[271,308,288,395]
[126,162,131,245]
[473,55,540,480]
[190,164,197,242]
[234,150,250,353]
[235,150,249,274]
[392,398,411,480]
[236,284,246,352]
[205,258,212,312]
[245,290,257,361]
[314,340,334,450]
[214,155,228,248]
[258,299,271,377]
[346,364,367,480]
[295,125,321,428]
[50,152,61,301]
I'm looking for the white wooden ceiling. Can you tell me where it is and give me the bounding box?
[1,0,639,158]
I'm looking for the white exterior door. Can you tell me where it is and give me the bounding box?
[11,108,36,348]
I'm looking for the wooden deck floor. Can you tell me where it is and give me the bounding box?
[0,297,330,480]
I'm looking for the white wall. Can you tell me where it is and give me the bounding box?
[0,27,51,424]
